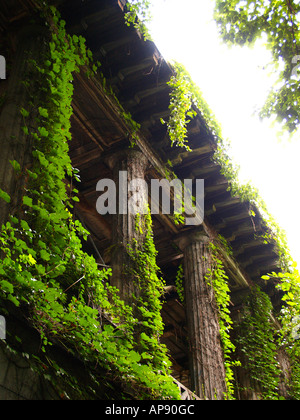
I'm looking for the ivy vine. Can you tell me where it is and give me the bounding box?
[204,240,240,400]
[162,62,223,152]
[0,3,179,400]
[235,286,282,400]
[213,136,292,271]
[263,267,300,399]
[162,61,292,271]
[1,0,297,402]
[124,0,152,41]
[175,263,185,304]
[162,63,196,152]
[125,211,178,384]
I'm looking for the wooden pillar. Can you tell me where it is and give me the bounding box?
[177,230,227,400]
[0,27,45,226]
[107,149,149,304]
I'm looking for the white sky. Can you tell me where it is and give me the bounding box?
[148,0,300,267]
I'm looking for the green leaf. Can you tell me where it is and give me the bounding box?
[141,352,153,360]
[22,126,29,135]
[128,350,141,363]
[53,63,60,73]
[38,127,49,138]
[38,240,47,250]
[10,160,21,172]
[26,169,38,180]
[28,254,37,265]
[23,196,33,207]
[39,208,49,219]
[38,107,49,118]
[20,108,29,118]
[0,189,11,203]
[40,249,51,262]
[0,280,14,294]
[36,264,46,275]
[10,216,18,224]
[8,294,20,307]
[20,220,30,232]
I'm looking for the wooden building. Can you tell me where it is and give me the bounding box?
[0,0,293,400]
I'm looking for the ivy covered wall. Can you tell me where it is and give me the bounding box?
[0,3,179,400]
[0,0,300,401]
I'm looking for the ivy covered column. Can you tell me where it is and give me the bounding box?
[0,26,45,226]
[177,230,227,400]
[107,149,149,304]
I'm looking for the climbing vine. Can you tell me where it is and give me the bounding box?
[213,136,292,271]
[126,210,178,389]
[0,3,179,400]
[124,0,152,40]
[162,62,222,152]
[263,267,300,399]
[1,0,297,402]
[123,0,293,275]
[235,286,282,400]
[232,268,300,400]
[162,63,196,152]
[175,264,185,304]
[163,61,292,271]
[205,240,239,400]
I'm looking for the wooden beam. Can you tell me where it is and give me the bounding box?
[76,193,112,240]
[72,105,106,150]
[217,246,251,290]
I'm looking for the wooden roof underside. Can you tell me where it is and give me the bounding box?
[59,0,280,281]
[0,0,283,388]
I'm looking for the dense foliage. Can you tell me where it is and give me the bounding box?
[127,211,175,381]
[163,61,292,271]
[125,0,152,40]
[263,267,300,399]
[124,0,298,274]
[162,64,196,151]
[205,240,239,400]
[119,0,300,400]
[0,3,179,400]
[235,287,282,400]
[235,274,300,400]
[126,0,300,135]
[1,0,300,401]
[162,62,222,152]
[214,0,300,135]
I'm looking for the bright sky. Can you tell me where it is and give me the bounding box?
[148,0,300,267]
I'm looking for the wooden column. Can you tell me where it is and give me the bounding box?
[107,149,149,304]
[0,27,45,226]
[177,230,227,400]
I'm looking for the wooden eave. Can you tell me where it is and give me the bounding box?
[58,0,280,280]
[0,0,285,391]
